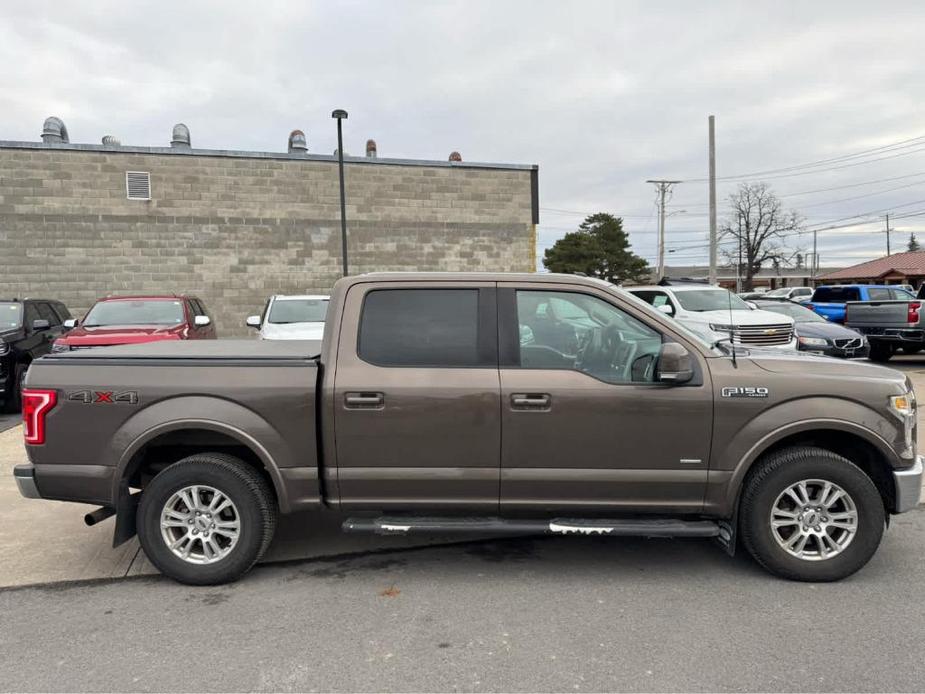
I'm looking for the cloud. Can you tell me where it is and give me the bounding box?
[2,0,924,269]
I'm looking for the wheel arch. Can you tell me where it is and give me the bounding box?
[721,420,899,516]
[115,419,291,514]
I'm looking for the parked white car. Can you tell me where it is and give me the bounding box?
[761,286,813,302]
[627,284,797,350]
[246,295,329,340]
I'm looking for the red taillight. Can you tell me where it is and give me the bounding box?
[22,389,57,445]
[806,303,815,311]
[908,302,921,324]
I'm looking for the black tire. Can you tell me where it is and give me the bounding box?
[868,341,894,362]
[137,453,278,585]
[740,446,885,582]
[1,363,26,413]
[901,345,923,354]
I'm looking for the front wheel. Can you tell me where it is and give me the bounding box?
[868,341,894,362]
[137,453,277,585]
[740,446,884,582]
[1,363,26,413]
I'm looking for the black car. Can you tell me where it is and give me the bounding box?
[752,299,869,359]
[0,299,72,412]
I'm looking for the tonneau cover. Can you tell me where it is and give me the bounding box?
[42,339,322,361]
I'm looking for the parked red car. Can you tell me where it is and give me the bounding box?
[52,295,216,352]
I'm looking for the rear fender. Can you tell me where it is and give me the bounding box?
[110,396,291,512]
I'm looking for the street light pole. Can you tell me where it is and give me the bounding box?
[332,109,349,276]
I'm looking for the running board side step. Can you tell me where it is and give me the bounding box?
[342,516,721,538]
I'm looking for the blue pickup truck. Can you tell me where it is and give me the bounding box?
[808,284,915,323]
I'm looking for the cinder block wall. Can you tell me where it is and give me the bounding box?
[0,146,536,336]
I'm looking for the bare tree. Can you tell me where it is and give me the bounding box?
[720,182,803,291]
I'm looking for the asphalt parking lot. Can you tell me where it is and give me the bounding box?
[3,512,925,692]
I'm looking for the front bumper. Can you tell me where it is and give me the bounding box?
[855,327,925,343]
[14,464,40,499]
[893,456,924,513]
[798,343,870,359]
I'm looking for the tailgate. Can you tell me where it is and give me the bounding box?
[845,300,914,326]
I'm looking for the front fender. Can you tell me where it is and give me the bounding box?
[705,396,903,515]
[110,395,293,512]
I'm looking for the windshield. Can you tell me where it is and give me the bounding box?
[0,302,22,330]
[84,300,185,326]
[268,298,329,324]
[756,302,824,323]
[674,289,750,312]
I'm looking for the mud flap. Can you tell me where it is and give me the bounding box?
[715,502,738,557]
[112,487,141,548]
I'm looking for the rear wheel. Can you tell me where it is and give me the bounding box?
[740,446,884,581]
[137,453,277,585]
[868,341,894,362]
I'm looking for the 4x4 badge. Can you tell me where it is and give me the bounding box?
[67,390,139,404]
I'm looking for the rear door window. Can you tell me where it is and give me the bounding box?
[359,288,493,367]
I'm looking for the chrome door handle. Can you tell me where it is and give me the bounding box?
[344,392,384,409]
[510,393,551,410]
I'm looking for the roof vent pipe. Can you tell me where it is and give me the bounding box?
[366,139,377,158]
[449,151,462,162]
[101,135,121,146]
[288,129,307,153]
[171,123,191,148]
[41,116,69,144]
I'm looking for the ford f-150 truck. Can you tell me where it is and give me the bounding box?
[14,273,923,585]
[845,297,925,362]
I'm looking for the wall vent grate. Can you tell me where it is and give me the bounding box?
[125,171,151,200]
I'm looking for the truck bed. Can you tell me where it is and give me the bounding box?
[24,339,322,513]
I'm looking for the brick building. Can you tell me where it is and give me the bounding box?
[0,118,538,335]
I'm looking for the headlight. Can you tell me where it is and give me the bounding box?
[50,343,69,353]
[709,323,734,332]
[890,392,916,418]
[798,336,829,347]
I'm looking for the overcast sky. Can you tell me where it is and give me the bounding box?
[3,1,925,270]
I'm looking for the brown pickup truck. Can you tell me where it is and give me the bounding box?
[14,273,923,584]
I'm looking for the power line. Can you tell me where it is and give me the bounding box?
[682,134,925,183]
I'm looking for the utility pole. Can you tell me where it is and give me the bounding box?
[885,214,892,256]
[646,179,681,281]
[812,229,818,281]
[708,115,717,285]
[332,109,349,276]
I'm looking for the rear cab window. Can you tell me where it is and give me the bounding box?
[358,288,495,367]
[812,287,860,302]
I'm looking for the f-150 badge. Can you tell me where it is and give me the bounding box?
[721,386,769,399]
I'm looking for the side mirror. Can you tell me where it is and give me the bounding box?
[657,304,675,316]
[746,301,758,310]
[193,315,211,327]
[63,318,78,329]
[32,319,50,331]
[657,342,694,384]
[246,315,261,329]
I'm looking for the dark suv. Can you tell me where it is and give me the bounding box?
[0,299,72,412]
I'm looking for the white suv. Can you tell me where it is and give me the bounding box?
[627,284,797,350]
[246,295,329,340]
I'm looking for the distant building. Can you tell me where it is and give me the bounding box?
[657,265,838,290]
[816,251,925,289]
[1,117,539,335]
